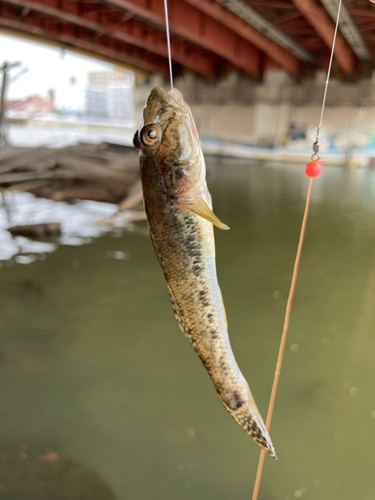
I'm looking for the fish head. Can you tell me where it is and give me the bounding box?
[133,87,204,199]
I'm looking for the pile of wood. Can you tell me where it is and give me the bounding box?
[7,222,61,236]
[0,142,142,206]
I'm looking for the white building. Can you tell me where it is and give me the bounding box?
[85,68,134,122]
[85,88,107,118]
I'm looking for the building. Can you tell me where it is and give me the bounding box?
[85,88,107,119]
[6,92,55,115]
[85,68,134,122]
[107,85,134,121]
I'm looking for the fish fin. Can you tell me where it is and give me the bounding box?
[219,288,227,327]
[219,393,276,459]
[229,401,277,459]
[177,199,230,230]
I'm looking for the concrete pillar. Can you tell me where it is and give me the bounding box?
[253,70,293,145]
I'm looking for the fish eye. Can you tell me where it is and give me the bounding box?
[133,132,140,149]
[141,124,161,147]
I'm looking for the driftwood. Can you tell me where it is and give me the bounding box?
[0,170,74,184]
[117,179,143,212]
[0,147,60,175]
[7,222,61,237]
[0,142,140,205]
[95,210,146,225]
[6,180,50,192]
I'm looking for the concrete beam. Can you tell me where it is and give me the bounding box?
[212,0,315,64]
[320,0,370,60]
[290,0,356,74]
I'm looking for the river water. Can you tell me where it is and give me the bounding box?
[0,158,374,500]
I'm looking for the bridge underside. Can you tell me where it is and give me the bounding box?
[0,0,374,80]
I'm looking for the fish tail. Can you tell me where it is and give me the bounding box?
[222,398,277,459]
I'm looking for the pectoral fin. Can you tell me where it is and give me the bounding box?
[178,199,230,230]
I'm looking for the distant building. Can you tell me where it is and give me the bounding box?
[85,88,107,119]
[6,92,55,115]
[88,71,115,87]
[88,68,133,88]
[85,68,134,122]
[107,85,134,120]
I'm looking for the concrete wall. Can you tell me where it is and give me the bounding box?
[134,71,375,148]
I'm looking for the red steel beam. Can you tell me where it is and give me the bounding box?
[101,0,262,76]
[183,0,301,75]
[358,23,375,34]
[273,11,304,26]
[290,0,355,74]
[300,36,326,50]
[0,4,169,75]
[66,0,220,77]
[347,8,375,19]
[1,0,217,77]
[246,1,293,7]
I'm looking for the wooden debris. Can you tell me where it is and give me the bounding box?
[117,179,143,212]
[95,210,146,225]
[0,170,74,184]
[7,180,49,192]
[0,142,140,204]
[7,222,61,237]
[0,147,60,175]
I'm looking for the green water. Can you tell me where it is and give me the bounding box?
[0,159,375,499]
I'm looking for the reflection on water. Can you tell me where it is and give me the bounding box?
[0,159,375,499]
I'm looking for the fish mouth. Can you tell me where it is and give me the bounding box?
[143,87,175,125]
[173,153,199,168]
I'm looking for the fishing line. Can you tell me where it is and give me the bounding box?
[251,1,343,499]
[163,0,174,91]
[315,0,343,150]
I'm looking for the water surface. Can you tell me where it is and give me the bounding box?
[0,159,374,500]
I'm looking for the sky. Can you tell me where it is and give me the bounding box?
[0,33,116,111]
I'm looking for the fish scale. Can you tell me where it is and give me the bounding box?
[134,87,276,459]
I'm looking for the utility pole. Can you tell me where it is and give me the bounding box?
[0,61,21,148]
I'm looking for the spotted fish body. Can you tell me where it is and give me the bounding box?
[133,87,276,458]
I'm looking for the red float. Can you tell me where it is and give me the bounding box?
[305,160,322,178]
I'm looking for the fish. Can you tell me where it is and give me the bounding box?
[133,87,276,458]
